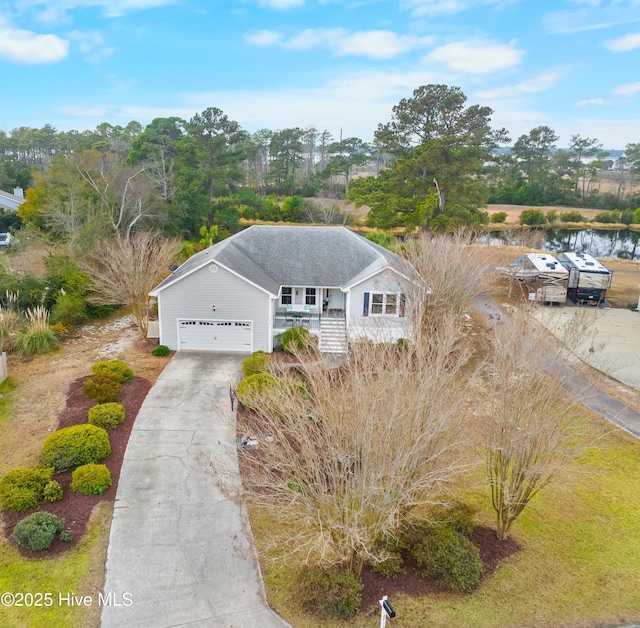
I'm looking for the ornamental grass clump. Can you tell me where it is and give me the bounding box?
[83,371,121,403]
[12,511,65,551]
[88,402,125,430]
[0,305,20,352]
[71,464,112,495]
[13,306,58,356]
[298,565,363,619]
[40,424,111,472]
[91,359,134,383]
[0,467,54,512]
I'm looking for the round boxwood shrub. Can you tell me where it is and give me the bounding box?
[91,359,134,383]
[282,326,318,354]
[372,551,405,580]
[71,463,112,495]
[40,424,111,472]
[12,511,65,551]
[237,373,308,412]
[83,371,121,403]
[0,467,54,512]
[42,480,64,503]
[298,565,363,618]
[490,211,508,223]
[151,344,170,357]
[88,402,125,431]
[519,209,547,226]
[242,350,272,377]
[410,524,484,592]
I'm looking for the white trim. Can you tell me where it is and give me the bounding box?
[150,258,276,298]
[368,291,405,317]
[268,298,274,352]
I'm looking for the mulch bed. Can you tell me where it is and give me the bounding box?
[1,376,151,558]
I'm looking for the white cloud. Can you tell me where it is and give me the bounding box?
[543,2,640,35]
[245,29,282,46]
[401,0,519,17]
[0,25,68,63]
[612,81,640,95]
[474,70,564,100]
[247,27,432,59]
[69,30,115,61]
[604,31,640,51]
[257,0,305,8]
[16,0,178,22]
[425,40,523,75]
[575,98,607,107]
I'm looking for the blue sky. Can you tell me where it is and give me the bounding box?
[1,0,639,148]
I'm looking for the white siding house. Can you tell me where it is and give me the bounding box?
[149,225,419,354]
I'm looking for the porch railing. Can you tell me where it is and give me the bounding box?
[273,309,345,330]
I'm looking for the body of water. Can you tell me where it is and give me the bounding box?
[485,228,640,260]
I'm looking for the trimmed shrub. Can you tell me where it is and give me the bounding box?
[88,402,125,431]
[71,463,112,495]
[0,467,54,512]
[431,502,477,537]
[42,480,64,503]
[372,551,405,580]
[298,565,363,618]
[83,372,121,403]
[91,359,134,383]
[60,529,73,543]
[545,210,558,223]
[560,210,586,223]
[40,424,111,472]
[237,373,308,412]
[410,524,484,592]
[282,326,319,354]
[12,511,65,551]
[152,344,170,356]
[242,350,272,377]
[593,210,621,224]
[489,211,508,223]
[519,209,547,226]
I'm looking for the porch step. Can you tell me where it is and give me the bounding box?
[319,318,347,354]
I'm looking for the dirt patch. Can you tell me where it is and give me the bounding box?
[1,375,151,557]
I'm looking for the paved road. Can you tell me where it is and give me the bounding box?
[101,352,289,628]
[473,293,640,438]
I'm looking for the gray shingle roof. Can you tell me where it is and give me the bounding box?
[150,225,410,296]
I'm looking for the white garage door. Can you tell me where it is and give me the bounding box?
[178,320,253,352]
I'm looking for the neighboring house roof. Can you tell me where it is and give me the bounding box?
[0,189,25,212]
[150,225,414,297]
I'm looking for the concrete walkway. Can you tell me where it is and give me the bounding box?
[101,352,289,628]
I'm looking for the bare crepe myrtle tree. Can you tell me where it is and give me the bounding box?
[238,311,476,578]
[484,311,589,541]
[82,231,181,339]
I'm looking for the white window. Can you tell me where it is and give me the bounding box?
[370,292,405,316]
[305,288,317,306]
[281,287,292,305]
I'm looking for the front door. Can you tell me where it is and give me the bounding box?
[325,289,345,312]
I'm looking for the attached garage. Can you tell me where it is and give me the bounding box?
[177,319,253,352]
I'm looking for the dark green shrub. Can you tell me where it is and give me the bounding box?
[282,326,318,354]
[593,210,621,224]
[431,502,477,537]
[242,350,272,377]
[88,402,125,431]
[372,551,405,580]
[12,511,65,551]
[151,344,170,356]
[0,467,54,512]
[298,565,363,618]
[71,463,112,495]
[60,529,73,543]
[40,424,111,472]
[519,209,546,226]
[91,359,133,383]
[545,210,558,223]
[42,480,63,503]
[560,210,586,222]
[490,211,508,223]
[620,209,635,225]
[83,372,121,403]
[410,524,484,592]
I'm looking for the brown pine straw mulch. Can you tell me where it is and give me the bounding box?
[1,375,151,558]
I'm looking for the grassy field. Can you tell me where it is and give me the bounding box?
[254,421,640,628]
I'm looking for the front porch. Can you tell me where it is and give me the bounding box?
[273,308,346,331]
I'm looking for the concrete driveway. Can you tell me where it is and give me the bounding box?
[101,352,289,628]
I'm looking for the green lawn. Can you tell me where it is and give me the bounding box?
[0,378,17,425]
[255,423,640,628]
[0,502,111,628]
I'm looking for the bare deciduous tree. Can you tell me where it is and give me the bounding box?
[82,231,181,338]
[484,312,588,540]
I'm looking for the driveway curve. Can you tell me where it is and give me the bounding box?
[101,352,289,628]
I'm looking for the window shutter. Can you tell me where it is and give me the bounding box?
[399,294,406,317]
[363,292,370,316]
